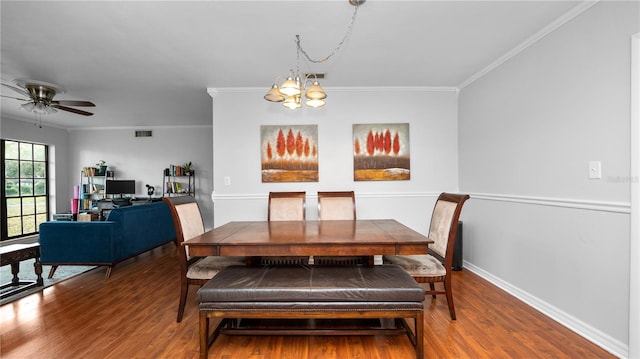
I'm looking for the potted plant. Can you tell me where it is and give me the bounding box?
[183,161,192,175]
[96,160,107,176]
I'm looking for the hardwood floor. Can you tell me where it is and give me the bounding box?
[0,243,613,359]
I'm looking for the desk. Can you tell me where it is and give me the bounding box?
[0,243,44,299]
[183,219,431,257]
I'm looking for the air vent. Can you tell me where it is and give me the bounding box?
[304,73,325,79]
[135,130,153,137]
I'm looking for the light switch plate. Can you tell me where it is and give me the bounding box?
[588,161,601,179]
[224,176,231,185]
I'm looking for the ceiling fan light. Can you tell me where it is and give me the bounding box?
[264,85,285,102]
[21,102,35,112]
[305,98,326,108]
[282,95,301,109]
[305,81,327,100]
[45,106,57,114]
[34,102,49,114]
[280,76,301,97]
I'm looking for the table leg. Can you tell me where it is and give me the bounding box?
[10,263,20,285]
[34,259,44,286]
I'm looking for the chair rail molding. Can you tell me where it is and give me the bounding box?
[211,191,444,202]
[467,192,630,214]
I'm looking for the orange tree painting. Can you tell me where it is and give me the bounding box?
[353,123,410,181]
[261,125,319,182]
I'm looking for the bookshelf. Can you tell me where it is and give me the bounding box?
[163,165,195,197]
[79,167,114,211]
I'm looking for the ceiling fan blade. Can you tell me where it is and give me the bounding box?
[52,104,94,116]
[52,100,95,107]
[0,94,30,101]
[1,83,30,97]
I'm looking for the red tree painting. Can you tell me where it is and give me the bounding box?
[352,123,410,181]
[261,125,319,182]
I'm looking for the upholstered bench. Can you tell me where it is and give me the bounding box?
[197,264,424,359]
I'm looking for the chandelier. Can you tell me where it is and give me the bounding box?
[264,0,365,109]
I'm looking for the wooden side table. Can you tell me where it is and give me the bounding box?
[0,243,44,299]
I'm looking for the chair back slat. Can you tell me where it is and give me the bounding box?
[268,192,306,221]
[318,191,356,221]
[429,200,457,258]
[428,193,470,267]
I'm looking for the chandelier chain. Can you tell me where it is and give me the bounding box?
[296,2,360,64]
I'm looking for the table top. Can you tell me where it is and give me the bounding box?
[0,242,40,255]
[183,219,432,257]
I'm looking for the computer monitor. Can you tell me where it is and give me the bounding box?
[105,180,136,195]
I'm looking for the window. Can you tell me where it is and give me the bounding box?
[1,140,49,241]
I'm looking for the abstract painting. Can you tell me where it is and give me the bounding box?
[261,125,319,182]
[353,123,410,181]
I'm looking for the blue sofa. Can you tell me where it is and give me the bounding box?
[39,201,176,279]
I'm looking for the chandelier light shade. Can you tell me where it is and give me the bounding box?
[264,0,363,110]
[282,95,302,110]
[305,98,326,108]
[305,81,327,100]
[264,85,285,102]
[279,75,302,97]
[265,73,327,109]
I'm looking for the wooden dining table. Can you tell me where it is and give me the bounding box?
[183,219,432,257]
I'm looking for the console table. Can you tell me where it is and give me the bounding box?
[0,243,44,299]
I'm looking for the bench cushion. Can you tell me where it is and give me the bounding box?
[198,264,424,303]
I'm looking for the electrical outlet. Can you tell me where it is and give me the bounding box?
[224,176,231,186]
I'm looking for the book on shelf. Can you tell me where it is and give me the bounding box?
[82,167,96,176]
[166,181,183,193]
[166,164,192,176]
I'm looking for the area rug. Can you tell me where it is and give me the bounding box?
[0,258,96,305]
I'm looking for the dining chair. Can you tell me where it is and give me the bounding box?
[268,191,306,221]
[163,196,246,322]
[314,191,370,266]
[317,191,356,221]
[261,191,309,265]
[383,192,470,320]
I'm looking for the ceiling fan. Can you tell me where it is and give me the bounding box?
[1,79,95,116]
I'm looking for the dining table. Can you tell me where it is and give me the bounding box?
[182,219,432,258]
[185,218,431,353]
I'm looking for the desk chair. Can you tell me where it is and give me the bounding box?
[314,191,370,266]
[384,192,469,320]
[163,196,245,322]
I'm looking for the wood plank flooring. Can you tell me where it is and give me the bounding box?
[0,243,614,358]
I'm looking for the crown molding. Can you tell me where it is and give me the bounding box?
[67,124,212,132]
[210,86,459,94]
[458,0,600,90]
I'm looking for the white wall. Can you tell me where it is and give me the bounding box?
[630,31,640,359]
[458,1,638,356]
[68,126,214,229]
[210,88,459,235]
[1,117,71,219]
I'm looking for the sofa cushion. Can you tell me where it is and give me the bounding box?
[106,202,176,258]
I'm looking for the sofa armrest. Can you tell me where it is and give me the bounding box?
[38,221,123,264]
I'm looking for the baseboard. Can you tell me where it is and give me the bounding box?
[463,261,628,358]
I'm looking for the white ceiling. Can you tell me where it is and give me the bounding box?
[1,0,582,129]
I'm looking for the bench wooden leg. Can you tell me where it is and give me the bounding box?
[416,312,424,359]
[200,311,209,359]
